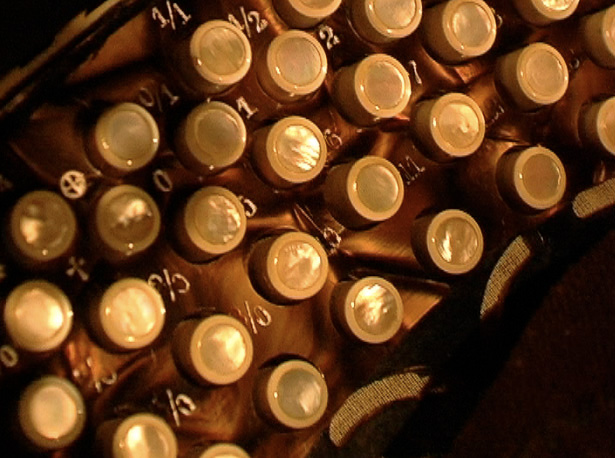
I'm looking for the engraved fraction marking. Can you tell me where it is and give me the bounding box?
[407,60,423,86]
[152,1,191,30]
[233,301,272,334]
[323,128,343,149]
[398,155,426,185]
[236,96,258,119]
[138,84,180,113]
[153,169,174,193]
[0,345,19,374]
[152,389,197,427]
[318,25,340,50]
[148,269,191,302]
[60,170,88,199]
[66,256,90,282]
[94,372,118,393]
[228,7,268,38]
[237,195,258,218]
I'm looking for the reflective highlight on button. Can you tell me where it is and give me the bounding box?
[18,376,86,451]
[4,281,73,353]
[582,5,615,69]
[412,209,484,275]
[350,0,423,44]
[98,413,178,458]
[333,54,411,126]
[172,315,253,385]
[422,0,497,63]
[513,0,579,26]
[413,92,485,161]
[332,276,403,343]
[251,116,327,188]
[93,185,161,261]
[175,101,247,175]
[581,96,615,157]
[91,103,160,174]
[190,20,252,93]
[257,30,327,102]
[255,359,328,429]
[92,278,166,351]
[497,146,567,212]
[274,0,342,28]
[324,156,404,228]
[176,186,247,262]
[496,42,569,111]
[9,190,77,267]
[249,232,329,303]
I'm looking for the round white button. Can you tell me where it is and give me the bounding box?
[250,232,329,303]
[412,209,484,275]
[496,42,569,111]
[582,5,615,69]
[94,185,161,259]
[333,276,404,343]
[333,54,411,126]
[273,0,342,28]
[258,360,328,429]
[252,116,327,188]
[497,146,567,211]
[110,413,178,458]
[413,92,485,161]
[422,0,497,63]
[350,0,423,44]
[9,190,77,265]
[95,278,166,351]
[92,103,160,173]
[4,281,73,353]
[18,376,86,451]
[190,20,252,90]
[180,186,247,260]
[177,101,246,174]
[196,443,251,458]
[324,156,405,228]
[173,315,253,385]
[513,0,579,26]
[581,96,615,157]
[258,30,327,101]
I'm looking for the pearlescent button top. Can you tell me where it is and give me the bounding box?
[95,278,166,351]
[93,103,160,173]
[324,156,405,228]
[274,0,342,28]
[252,116,327,187]
[413,92,485,161]
[109,413,178,458]
[513,0,579,26]
[259,360,328,429]
[333,276,404,343]
[334,54,411,125]
[181,186,247,259]
[581,96,615,157]
[4,281,73,353]
[173,315,253,385]
[250,232,329,302]
[413,209,484,275]
[190,20,252,89]
[582,5,615,69]
[9,190,77,265]
[258,30,327,101]
[178,101,247,173]
[18,376,86,451]
[197,443,251,458]
[497,146,567,211]
[496,42,569,111]
[94,185,161,259]
[422,0,497,63]
[350,0,423,44]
